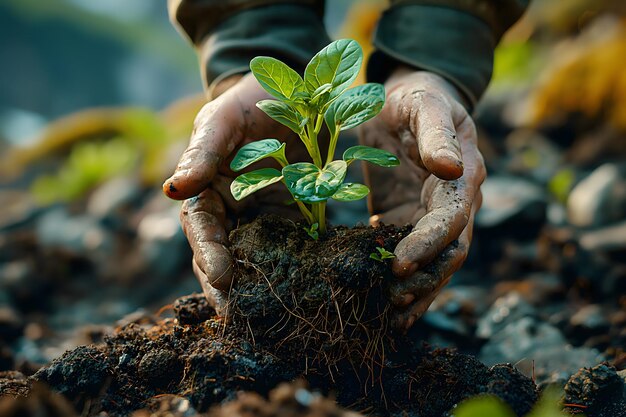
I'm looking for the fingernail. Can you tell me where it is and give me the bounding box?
[162,178,178,197]
[433,149,462,165]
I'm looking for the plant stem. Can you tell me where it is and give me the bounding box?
[325,128,340,166]
[317,202,326,234]
[307,118,323,168]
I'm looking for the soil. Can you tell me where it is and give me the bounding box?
[0,216,539,416]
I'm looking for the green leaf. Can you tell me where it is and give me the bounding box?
[325,83,385,134]
[256,100,306,134]
[250,57,305,101]
[230,168,283,201]
[454,395,516,417]
[343,145,400,167]
[283,160,347,203]
[331,182,369,201]
[304,39,363,102]
[370,247,395,262]
[230,139,286,172]
[304,223,319,240]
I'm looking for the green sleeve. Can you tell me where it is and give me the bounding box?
[168,0,329,92]
[368,0,530,110]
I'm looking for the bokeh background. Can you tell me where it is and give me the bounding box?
[1,0,625,388]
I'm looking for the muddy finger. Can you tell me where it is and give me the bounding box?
[163,100,242,200]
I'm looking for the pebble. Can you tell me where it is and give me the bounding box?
[479,317,605,385]
[567,163,626,227]
[35,207,112,258]
[476,176,546,228]
[570,304,609,332]
[476,292,536,339]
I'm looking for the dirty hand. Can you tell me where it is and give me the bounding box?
[162,73,307,315]
[360,68,485,332]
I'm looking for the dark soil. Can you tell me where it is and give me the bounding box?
[228,215,412,371]
[5,215,621,416]
[14,293,537,417]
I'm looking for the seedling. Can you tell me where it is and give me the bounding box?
[229,39,399,235]
[369,246,396,262]
[304,223,319,240]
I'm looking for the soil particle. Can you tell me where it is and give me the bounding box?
[173,293,215,325]
[564,363,626,416]
[0,371,30,398]
[208,381,360,417]
[484,364,537,416]
[33,345,111,400]
[137,348,182,389]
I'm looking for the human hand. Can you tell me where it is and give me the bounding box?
[360,68,485,332]
[162,73,309,315]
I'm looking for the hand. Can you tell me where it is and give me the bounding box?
[360,68,485,332]
[162,73,309,315]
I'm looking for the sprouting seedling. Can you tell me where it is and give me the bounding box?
[303,223,319,241]
[369,246,396,262]
[229,39,399,235]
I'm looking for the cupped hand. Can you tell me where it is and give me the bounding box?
[162,73,308,315]
[360,68,486,332]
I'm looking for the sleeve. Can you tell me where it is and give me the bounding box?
[167,0,330,93]
[367,0,530,110]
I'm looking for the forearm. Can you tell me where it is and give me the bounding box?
[168,0,330,94]
[368,0,530,110]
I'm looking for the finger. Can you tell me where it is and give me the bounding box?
[409,91,464,180]
[192,258,229,318]
[393,124,485,277]
[181,189,233,291]
[392,177,470,277]
[390,191,480,331]
[163,100,242,200]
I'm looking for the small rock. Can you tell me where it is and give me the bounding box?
[492,273,564,305]
[480,317,605,385]
[568,163,626,227]
[570,305,609,332]
[86,176,141,220]
[476,292,536,339]
[578,220,626,252]
[504,129,562,184]
[36,208,112,258]
[476,176,546,228]
[564,363,626,417]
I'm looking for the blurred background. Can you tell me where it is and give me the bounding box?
[0,0,625,387]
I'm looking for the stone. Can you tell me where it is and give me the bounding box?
[35,207,112,258]
[86,176,141,221]
[567,163,626,227]
[476,176,546,228]
[570,304,609,332]
[578,220,626,252]
[476,292,536,339]
[480,317,605,385]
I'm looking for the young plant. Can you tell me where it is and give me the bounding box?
[229,39,399,235]
[370,246,396,262]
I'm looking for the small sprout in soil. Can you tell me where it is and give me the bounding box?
[303,223,319,240]
[370,246,396,262]
[229,39,400,235]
